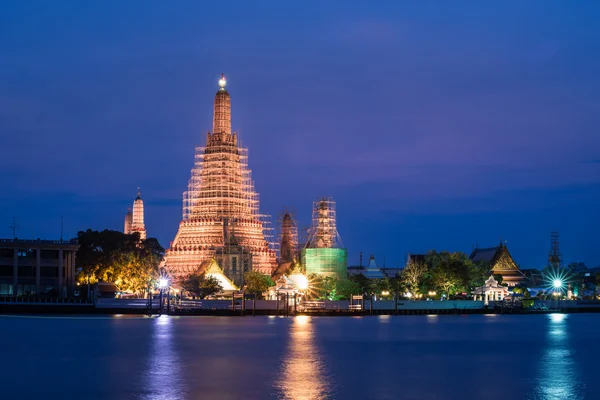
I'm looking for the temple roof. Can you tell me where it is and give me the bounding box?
[470,243,526,280]
[204,258,238,292]
[363,255,385,279]
[470,246,502,264]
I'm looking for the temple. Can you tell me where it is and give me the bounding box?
[123,188,146,240]
[472,275,509,304]
[271,212,300,280]
[301,198,348,279]
[469,241,526,287]
[162,75,277,280]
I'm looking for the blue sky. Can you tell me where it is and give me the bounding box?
[1,1,599,268]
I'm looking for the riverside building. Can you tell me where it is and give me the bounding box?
[0,238,79,297]
[162,75,277,280]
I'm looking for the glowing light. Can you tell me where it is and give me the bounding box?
[553,279,563,289]
[381,290,390,296]
[405,292,413,298]
[428,291,436,296]
[218,73,226,88]
[291,274,309,290]
[158,278,169,289]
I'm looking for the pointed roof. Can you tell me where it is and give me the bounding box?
[363,255,385,279]
[469,243,526,283]
[203,258,238,292]
[469,245,502,264]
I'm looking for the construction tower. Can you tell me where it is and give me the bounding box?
[548,231,562,268]
[301,198,347,278]
[162,75,277,280]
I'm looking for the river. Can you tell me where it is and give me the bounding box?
[0,313,596,399]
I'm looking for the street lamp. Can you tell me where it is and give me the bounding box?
[553,279,563,290]
[158,278,169,290]
[158,278,169,315]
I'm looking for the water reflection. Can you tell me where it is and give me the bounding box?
[275,316,332,399]
[144,316,184,400]
[533,313,580,400]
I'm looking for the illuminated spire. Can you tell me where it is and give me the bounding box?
[131,188,146,240]
[213,72,231,136]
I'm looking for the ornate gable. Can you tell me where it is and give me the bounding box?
[491,247,518,272]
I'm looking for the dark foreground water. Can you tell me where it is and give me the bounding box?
[0,313,597,400]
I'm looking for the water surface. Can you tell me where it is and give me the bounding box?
[0,313,596,399]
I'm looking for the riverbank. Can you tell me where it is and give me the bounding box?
[2,298,600,316]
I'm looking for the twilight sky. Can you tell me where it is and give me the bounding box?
[1,1,599,269]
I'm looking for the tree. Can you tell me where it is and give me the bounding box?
[334,279,362,300]
[244,271,274,299]
[402,260,427,296]
[75,229,164,296]
[512,286,531,299]
[426,251,461,299]
[348,274,370,295]
[200,276,223,298]
[181,274,223,299]
[493,274,504,286]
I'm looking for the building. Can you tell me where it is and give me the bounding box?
[280,212,298,264]
[214,224,252,288]
[469,242,526,287]
[348,255,402,278]
[361,255,385,279]
[202,258,238,294]
[472,275,509,304]
[301,198,348,279]
[0,238,79,297]
[124,188,146,240]
[272,212,301,280]
[124,209,132,235]
[162,75,277,280]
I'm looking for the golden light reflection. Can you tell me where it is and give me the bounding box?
[378,315,390,324]
[276,316,331,399]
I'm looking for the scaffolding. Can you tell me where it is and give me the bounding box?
[301,197,347,278]
[548,231,562,268]
[305,197,344,249]
[302,248,348,278]
[162,76,278,279]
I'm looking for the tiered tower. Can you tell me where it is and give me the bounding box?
[124,188,146,240]
[301,198,347,278]
[162,75,277,279]
[279,212,298,263]
[124,209,132,235]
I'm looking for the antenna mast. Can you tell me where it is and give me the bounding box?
[9,217,18,239]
